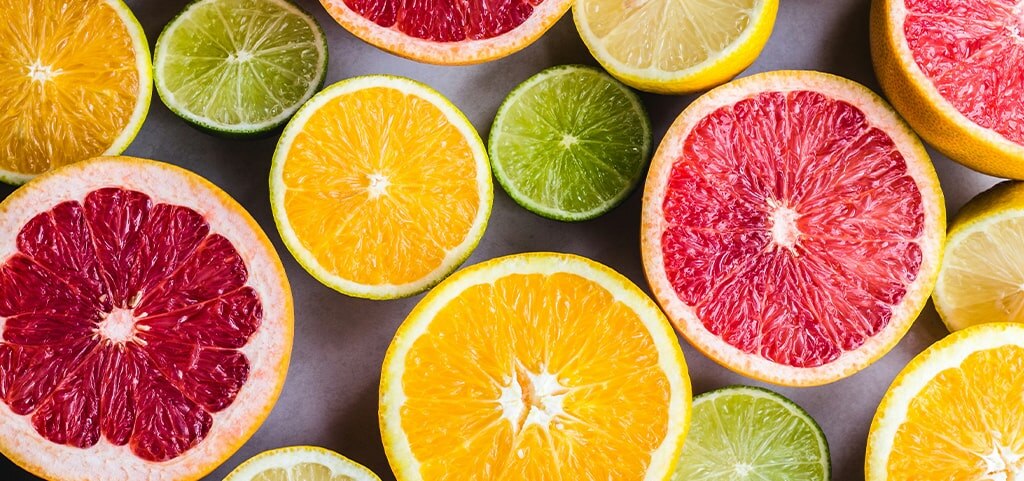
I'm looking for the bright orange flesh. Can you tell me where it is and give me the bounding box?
[399,271,672,479]
[0,0,141,176]
[281,86,481,286]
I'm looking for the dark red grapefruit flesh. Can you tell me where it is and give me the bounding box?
[903,0,1024,144]
[661,91,925,368]
[344,0,543,42]
[0,188,261,462]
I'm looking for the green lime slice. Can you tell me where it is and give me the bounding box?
[488,65,652,221]
[153,0,327,137]
[674,386,831,481]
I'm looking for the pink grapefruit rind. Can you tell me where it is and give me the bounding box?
[0,157,293,481]
[640,70,945,387]
[319,0,573,65]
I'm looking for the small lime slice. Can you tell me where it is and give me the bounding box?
[488,65,652,221]
[153,0,327,137]
[674,385,830,481]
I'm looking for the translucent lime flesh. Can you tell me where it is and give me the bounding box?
[156,0,326,133]
[489,65,651,220]
[674,386,830,481]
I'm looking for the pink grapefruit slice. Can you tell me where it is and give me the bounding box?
[641,71,945,387]
[319,0,572,64]
[0,157,293,480]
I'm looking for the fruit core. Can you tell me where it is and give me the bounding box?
[366,173,390,198]
[26,60,58,83]
[768,201,801,251]
[980,442,1024,479]
[341,0,543,42]
[499,365,568,433]
[97,308,139,344]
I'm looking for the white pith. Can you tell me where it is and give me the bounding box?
[498,367,569,433]
[96,308,140,345]
[26,60,59,83]
[768,199,801,252]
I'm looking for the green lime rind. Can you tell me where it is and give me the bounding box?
[674,385,831,481]
[153,0,328,138]
[488,64,652,222]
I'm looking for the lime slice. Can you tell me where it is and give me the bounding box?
[153,0,327,137]
[674,385,830,481]
[488,64,651,221]
[224,446,381,481]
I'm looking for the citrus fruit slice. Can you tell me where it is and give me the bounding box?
[866,323,1024,479]
[0,0,151,184]
[641,70,945,386]
[488,65,652,221]
[934,181,1024,332]
[674,385,830,481]
[573,0,778,94]
[0,157,293,481]
[380,252,690,481]
[318,0,572,65]
[154,0,328,137]
[871,0,1024,178]
[271,75,492,300]
[224,446,381,481]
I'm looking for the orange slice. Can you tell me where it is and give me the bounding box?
[380,252,691,481]
[0,0,152,183]
[270,75,492,299]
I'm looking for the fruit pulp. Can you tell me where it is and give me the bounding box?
[343,0,544,42]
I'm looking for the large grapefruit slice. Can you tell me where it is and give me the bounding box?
[319,0,573,64]
[871,0,1024,178]
[641,70,945,386]
[0,157,292,480]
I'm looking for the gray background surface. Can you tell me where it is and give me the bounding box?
[0,0,1000,479]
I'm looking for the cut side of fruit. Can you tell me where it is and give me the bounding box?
[154,0,328,136]
[641,70,945,386]
[318,0,573,64]
[866,323,1024,480]
[380,252,690,481]
[271,75,492,299]
[0,157,292,481]
[674,386,830,481]
[489,65,652,221]
[573,0,778,94]
[0,0,151,183]
[224,446,382,481]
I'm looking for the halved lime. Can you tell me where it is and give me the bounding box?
[153,0,327,137]
[488,64,652,221]
[674,385,830,481]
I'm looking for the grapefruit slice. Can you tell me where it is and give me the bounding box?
[641,70,945,386]
[871,0,1024,178]
[318,0,573,64]
[380,252,690,481]
[0,157,292,481]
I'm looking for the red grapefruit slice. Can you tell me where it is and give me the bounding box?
[0,157,292,480]
[641,71,945,387]
[319,0,572,64]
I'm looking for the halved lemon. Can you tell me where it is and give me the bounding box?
[224,446,381,481]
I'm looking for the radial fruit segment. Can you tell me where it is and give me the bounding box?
[0,0,151,183]
[380,253,690,481]
[0,157,292,481]
[641,70,944,386]
[866,323,1024,480]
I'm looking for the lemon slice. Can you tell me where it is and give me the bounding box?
[224,446,381,481]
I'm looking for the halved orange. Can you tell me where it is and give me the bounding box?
[0,0,152,183]
[380,252,691,481]
[270,75,492,299]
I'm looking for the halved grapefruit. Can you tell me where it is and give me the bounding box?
[641,70,945,386]
[871,0,1024,178]
[0,157,292,480]
[318,0,573,64]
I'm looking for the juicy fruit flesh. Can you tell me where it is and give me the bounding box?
[282,86,480,286]
[887,345,1024,478]
[400,272,672,479]
[0,0,141,175]
[581,0,755,71]
[249,463,359,481]
[339,0,544,42]
[661,90,925,368]
[0,188,261,461]
[938,216,1024,326]
[159,0,323,127]
[903,0,1024,145]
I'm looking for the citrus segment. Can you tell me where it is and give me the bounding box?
[0,157,292,481]
[0,0,151,183]
[380,253,690,481]
[271,76,491,299]
[642,71,944,386]
[224,446,382,481]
